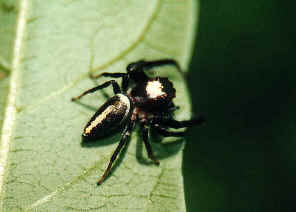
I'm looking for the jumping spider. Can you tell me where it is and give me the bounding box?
[71,59,204,185]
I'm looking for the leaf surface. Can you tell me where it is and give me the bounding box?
[0,0,17,132]
[0,0,197,211]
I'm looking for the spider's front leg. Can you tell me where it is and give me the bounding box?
[90,72,126,79]
[71,80,121,101]
[127,59,183,75]
[89,72,130,93]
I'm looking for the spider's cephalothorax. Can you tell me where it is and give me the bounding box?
[130,77,176,110]
[71,59,205,185]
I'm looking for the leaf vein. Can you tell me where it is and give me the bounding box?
[90,0,161,73]
[0,0,28,209]
[24,156,108,210]
[19,0,162,114]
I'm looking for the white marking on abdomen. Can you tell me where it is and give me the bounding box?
[117,94,130,121]
[84,106,114,134]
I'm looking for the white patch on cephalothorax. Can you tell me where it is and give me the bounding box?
[146,80,165,98]
[84,105,114,135]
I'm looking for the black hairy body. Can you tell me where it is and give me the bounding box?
[72,59,204,185]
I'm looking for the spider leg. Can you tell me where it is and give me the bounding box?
[162,116,206,129]
[90,72,126,79]
[71,80,121,101]
[129,59,183,75]
[140,124,159,165]
[152,125,185,137]
[121,75,129,93]
[89,72,130,94]
[97,121,134,185]
[167,102,180,112]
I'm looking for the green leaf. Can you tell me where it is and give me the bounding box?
[0,0,197,211]
[0,0,17,131]
[0,75,9,131]
[0,0,16,72]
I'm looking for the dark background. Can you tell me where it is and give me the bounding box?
[183,0,296,211]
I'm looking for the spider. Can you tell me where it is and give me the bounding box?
[71,59,205,185]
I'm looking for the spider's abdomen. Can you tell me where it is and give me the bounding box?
[82,94,132,140]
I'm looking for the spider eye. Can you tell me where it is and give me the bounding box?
[127,63,137,73]
[127,60,145,73]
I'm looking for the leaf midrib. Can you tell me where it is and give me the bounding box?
[0,0,28,205]
[1,0,163,209]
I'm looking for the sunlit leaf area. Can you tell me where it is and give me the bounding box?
[1,0,295,211]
